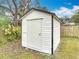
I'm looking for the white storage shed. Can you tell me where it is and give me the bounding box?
[22,8,61,54]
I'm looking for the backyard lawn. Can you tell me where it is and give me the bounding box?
[0,37,78,59]
[0,15,79,59]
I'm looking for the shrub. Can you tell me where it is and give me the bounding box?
[2,24,21,42]
[0,15,11,28]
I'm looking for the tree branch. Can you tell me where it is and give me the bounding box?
[6,0,14,13]
[0,5,14,15]
[12,0,18,12]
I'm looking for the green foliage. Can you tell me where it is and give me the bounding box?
[2,24,21,42]
[0,15,21,46]
[0,16,12,45]
[71,14,79,23]
[0,15,11,27]
[0,29,8,47]
[60,16,71,23]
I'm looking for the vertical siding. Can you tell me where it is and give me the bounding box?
[53,17,60,53]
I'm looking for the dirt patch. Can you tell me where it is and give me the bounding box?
[0,40,45,59]
[0,40,23,53]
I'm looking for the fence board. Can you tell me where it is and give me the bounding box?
[61,25,79,38]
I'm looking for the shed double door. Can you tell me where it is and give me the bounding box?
[27,19,42,51]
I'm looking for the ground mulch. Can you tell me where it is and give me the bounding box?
[0,40,23,53]
[0,40,44,59]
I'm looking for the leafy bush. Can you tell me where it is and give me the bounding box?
[2,24,21,42]
[0,15,21,45]
[0,15,11,28]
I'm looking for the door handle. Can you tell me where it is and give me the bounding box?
[39,33,41,36]
[23,32,27,33]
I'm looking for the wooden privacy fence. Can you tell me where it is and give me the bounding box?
[61,25,79,38]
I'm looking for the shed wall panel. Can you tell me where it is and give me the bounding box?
[22,18,28,47]
[41,18,52,54]
[53,17,60,53]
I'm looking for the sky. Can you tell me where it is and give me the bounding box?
[40,0,79,18]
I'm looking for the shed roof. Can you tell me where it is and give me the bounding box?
[21,8,62,23]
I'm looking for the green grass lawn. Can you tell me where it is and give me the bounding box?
[52,37,79,59]
[0,37,78,59]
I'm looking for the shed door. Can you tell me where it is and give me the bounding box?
[27,20,42,51]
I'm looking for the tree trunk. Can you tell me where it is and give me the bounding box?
[12,0,18,26]
[13,13,18,26]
